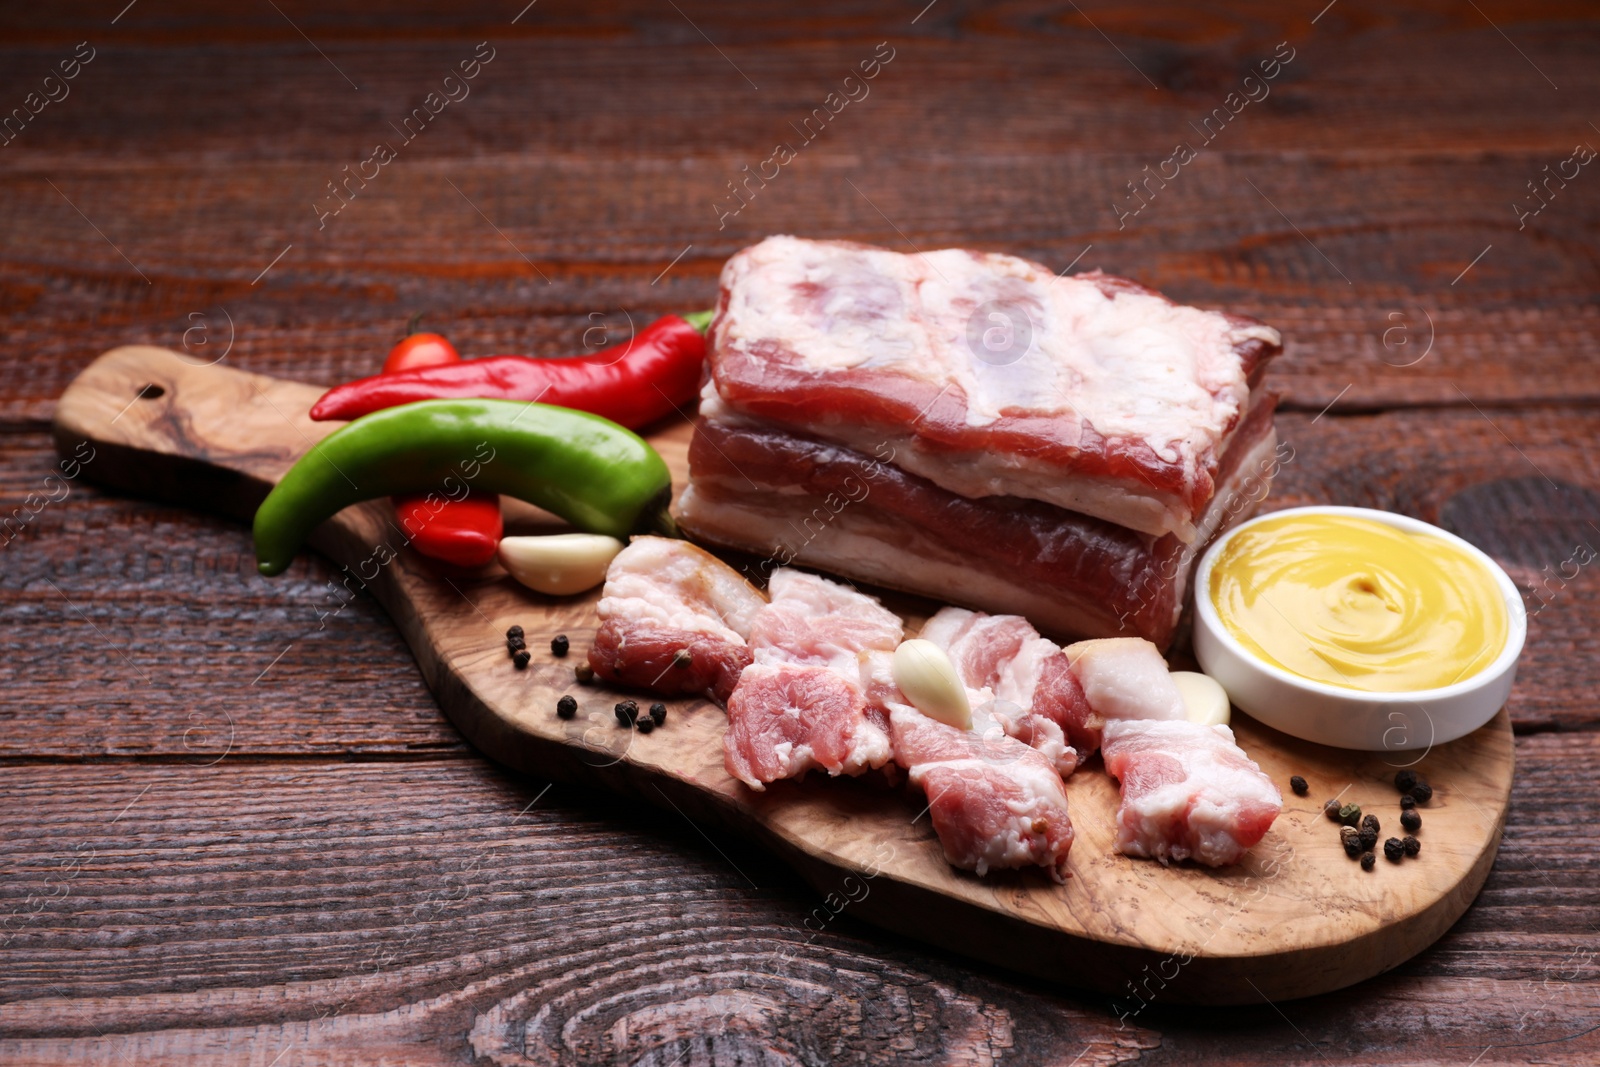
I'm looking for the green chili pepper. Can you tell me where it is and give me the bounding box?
[253,399,671,576]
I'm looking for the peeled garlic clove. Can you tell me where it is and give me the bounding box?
[497,533,626,596]
[1171,671,1231,726]
[892,638,972,730]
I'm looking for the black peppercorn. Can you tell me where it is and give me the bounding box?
[574,663,594,684]
[614,700,638,727]
[672,648,693,669]
[1400,794,1416,810]
[636,716,655,734]
[1338,803,1362,827]
[1400,808,1421,833]
[1383,837,1404,863]
[1395,770,1418,793]
[550,634,569,658]
[1360,851,1376,871]
[1402,835,1420,857]
[1361,813,1380,835]
[556,694,577,720]
[1410,781,1433,804]
[1290,775,1308,797]
[1340,826,1362,857]
[512,649,531,670]
[1359,827,1378,852]
[506,625,524,640]
[1324,799,1342,822]
[507,634,526,652]
[649,702,667,726]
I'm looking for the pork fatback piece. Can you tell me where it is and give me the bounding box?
[723,569,900,790]
[1100,720,1282,867]
[1064,638,1187,724]
[887,704,1075,882]
[588,536,766,703]
[918,607,1083,776]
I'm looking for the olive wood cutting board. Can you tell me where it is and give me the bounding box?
[53,345,1514,1005]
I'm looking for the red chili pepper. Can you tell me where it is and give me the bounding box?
[372,321,503,567]
[392,488,503,568]
[309,312,712,429]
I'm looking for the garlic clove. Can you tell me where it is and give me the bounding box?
[892,638,972,730]
[1170,670,1231,726]
[497,533,626,596]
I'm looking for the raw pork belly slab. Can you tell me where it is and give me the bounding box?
[1100,720,1282,867]
[723,569,899,790]
[887,705,1075,882]
[676,380,1280,648]
[588,537,766,703]
[703,235,1281,540]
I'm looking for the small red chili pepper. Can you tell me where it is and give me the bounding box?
[374,319,502,567]
[308,311,712,429]
[393,488,502,567]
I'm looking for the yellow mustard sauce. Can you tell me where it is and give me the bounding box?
[1209,514,1508,692]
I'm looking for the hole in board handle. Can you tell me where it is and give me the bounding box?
[137,383,166,401]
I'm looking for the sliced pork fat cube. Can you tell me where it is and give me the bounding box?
[723,569,900,789]
[918,607,1083,776]
[748,568,903,675]
[1032,652,1104,763]
[888,705,1075,883]
[1100,720,1282,867]
[1064,638,1187,724]
[588,536,766,703]
[724,663,892,788]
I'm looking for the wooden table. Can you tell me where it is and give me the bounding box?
[3,3,1596,1063]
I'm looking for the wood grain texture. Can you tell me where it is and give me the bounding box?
[4,0,1599,1060]
[0,733,1594,1065]
[2,3,1599,424]
[46,344,1516,1005]
[1,155,1596,426]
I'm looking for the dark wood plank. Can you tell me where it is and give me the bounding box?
[0,3,1597,421]
[1,732,1596,1064]
[0,430,470,760]
[2,3,1596,157]
[0,760,1162,1066]
[0,154,1596,426]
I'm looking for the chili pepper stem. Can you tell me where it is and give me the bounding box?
[640,486,681,539]
[681,309,715,334]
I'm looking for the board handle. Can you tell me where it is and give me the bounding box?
[52,345,333,524]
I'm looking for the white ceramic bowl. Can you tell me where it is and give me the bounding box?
[1192,505,1526,751]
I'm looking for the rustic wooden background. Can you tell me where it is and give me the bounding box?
[2,2,1597,1064]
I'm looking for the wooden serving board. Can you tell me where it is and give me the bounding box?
[53,345,1514,1005]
